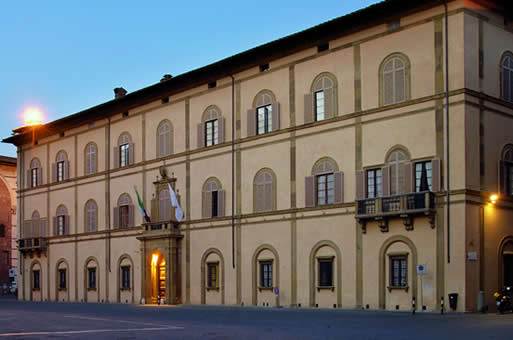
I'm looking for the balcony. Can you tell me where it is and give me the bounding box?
[18,238,47,256]
[138,220,183,240]
[356,191,435,233]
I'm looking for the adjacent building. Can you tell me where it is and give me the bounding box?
[0,156,17,292]
[3,0,513,311]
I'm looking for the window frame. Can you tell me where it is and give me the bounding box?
[121,266,131,289]
[31,168,38,188]
[119,143,130,167]
[366,168,382,198]
[380,54,411,107]
[502,53,513,103]
[88,267,97,290]
[315,90,325,121]
[58,268,67,290]
[316,173,335,206]
[415,161,433,192]
[389,254,408,288]
[256,104,272,135]
[207,262,219,289]
[0,225,5,238]
[56,161,65,182]
[33,270,40,290]
[85,143,97,175]
[205,119,219,147]
[119,205,129,228]
[259,260,273,288]
[57,215,65,236]
[318,257,334,288]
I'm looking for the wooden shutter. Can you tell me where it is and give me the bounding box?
[499,160,507,196]
[271,102,280,131]
[128,143,135,165]
[247,109,256,137]
[403,162,413,193]
[218,118,225,144]
[197,123,204,148]
[91,148,97,173]
[64,160,70,180]
[324,88,335,119]
[113,207,120,229]
[305,176,315,207]
[334,171,344,204]
[384,72,394,105]
[37,168,43,185]
[395,68,406,103]
[432,158,442,192]
[26,170,31,188]
[304,94,314,123]
[52,163,57,182]
[355,170,365,200]
[24,221,31,238]
[382,166,391,196]
[217,190,225,217]
[202,191,210,218]
[264,182,273,211]
[64,215,70,235]
[128,204,135,227]
[40,219,47,237]
[53,217,57,236]
[113,147,119,169]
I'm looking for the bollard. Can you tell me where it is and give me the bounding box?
[441,296,444,315]
[412,296,416,315]
[477,291,486,313]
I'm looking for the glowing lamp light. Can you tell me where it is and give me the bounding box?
[490,194,498,204]
[152,254,158,266]
[23,107,43,126]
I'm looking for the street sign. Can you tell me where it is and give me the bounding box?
[417,264,427,275]
[274,287,279,295]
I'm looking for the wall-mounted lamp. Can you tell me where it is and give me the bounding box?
[489,194,499,205]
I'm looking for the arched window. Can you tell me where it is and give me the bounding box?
[380,54,411,106]
[114,194,134,228]
[159,188,171,221]
[85,200,98,232]
[114,133,134,168]
[254,169,275,212]
[0,225,4,238]
[157,121,173,157]
[52,151,70,182]
[305,73,338,123]
[85,143,97,175]
[198,106,225,148]
[500,145,513,196]
[202,178,225,218]
[305,158,343,207]
[53,205,69,236]
[31,211,46,238]
[502,53,513,103]
[27,158,42,188]
[386,150,408,195]
[247,91,280,136]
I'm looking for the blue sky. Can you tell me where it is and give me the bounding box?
[0,0,378,157]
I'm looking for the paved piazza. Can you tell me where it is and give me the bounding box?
[0,297,512,339]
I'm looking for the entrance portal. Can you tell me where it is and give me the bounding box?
[504,253,513,287]
[151,251,166,303]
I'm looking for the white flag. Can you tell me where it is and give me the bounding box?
[168,182,184,222]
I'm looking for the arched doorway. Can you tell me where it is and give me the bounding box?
[150,251,166,303]
[502,241,513,287]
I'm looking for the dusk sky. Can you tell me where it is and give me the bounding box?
[0,0,377,157]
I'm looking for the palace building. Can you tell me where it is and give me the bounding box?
[4,0,513,312]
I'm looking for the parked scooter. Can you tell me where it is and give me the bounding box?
[494,286,513,314]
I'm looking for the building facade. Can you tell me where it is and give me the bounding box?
[4,0,513,311]
[0,156,17,292]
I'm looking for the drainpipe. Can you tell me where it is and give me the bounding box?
[445,1,451,264]
[107,117,112,272]
[229,74,235,269]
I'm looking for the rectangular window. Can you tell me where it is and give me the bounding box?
[256,104,272,135]
[390,255,408,287]
[120,144,130,167]
[88,268,96,289]
[33,270,40,290]
[205,119,219,147]
[207,262,218,289]
[59,269,66,289]
[57,161,64,182]
[366,169,382,198]
[31,168,38,187]
[315,90,325,121]
[121,266,131,289]
[120,205,129,228]
[57,215,65,236]
[318,258,333,287]
[415,161,432,192]
[2,251,8,265]
[507,163,513,196]
[0,225,5,238]
[211,191,218,218]
[317,173,334,205]
[260,261,273,288]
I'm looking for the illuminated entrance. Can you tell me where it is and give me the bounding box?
[151,251,166,303]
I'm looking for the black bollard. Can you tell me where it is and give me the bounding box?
[412,296,416,315]
[440,296,444,315]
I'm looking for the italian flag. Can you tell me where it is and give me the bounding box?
[134,186,151,223]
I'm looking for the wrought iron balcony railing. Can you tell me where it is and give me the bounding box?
[139,220,182,239]
[18,238,47,254]
[356,191,435,232]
